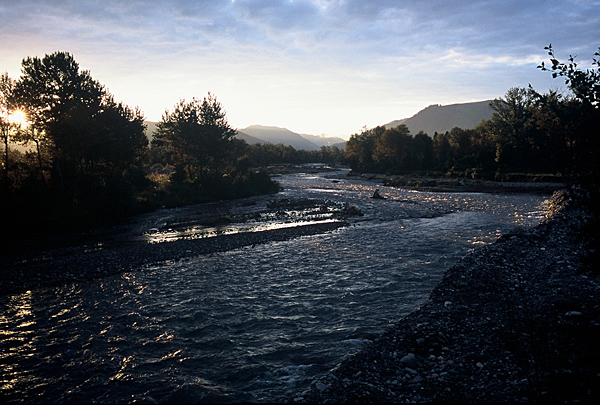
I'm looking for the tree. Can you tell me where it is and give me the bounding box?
[13,52,100,186]
[539,45,600,106]
[489,87,536,170]
[411,131,434,170]
[11,51,149,220]
[432,132,451,170]
[14,52,105,164]
[527,89,572,173]
[153,93,236,183]
[373,124,412,172]
[14,52,148,172]
[1,72,17,184]
[538,45,600,184]
[345,126,383,172]
[96,95,148,170]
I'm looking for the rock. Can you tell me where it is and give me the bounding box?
[315,382,330,392]
[371,189,385,199]
[411,375,424,384]
[400,353,419,369]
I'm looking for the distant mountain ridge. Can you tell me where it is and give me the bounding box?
[143,100,495,149]
[236,125,346,150]
[384,100,494,136]
[143,122,345,151]
[238,125,318,150]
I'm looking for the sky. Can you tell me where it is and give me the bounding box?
[1,0,599,138]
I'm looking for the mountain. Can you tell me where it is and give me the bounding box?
[235,131,264,145]
[144,121,158,142]
[238,125,332,151]
[144,122,343,150]
[384,100,494,136]
[237,125,345,150]
[299,133,346,149]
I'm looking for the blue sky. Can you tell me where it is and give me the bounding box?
[1,0,599,138]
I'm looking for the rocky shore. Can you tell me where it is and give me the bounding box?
[295,189,600,403]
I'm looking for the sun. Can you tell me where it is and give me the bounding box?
[8,110,28,127]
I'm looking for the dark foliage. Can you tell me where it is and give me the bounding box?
[0,53,281,241]
[345,46,600,190]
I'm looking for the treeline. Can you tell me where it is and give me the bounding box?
[244,143,345,167]
[0,52,280,236]
[346,45,600,187]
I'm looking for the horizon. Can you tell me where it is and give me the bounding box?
[144,98,495,140]
[2,1,598,137]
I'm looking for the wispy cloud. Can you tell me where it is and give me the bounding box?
[1,0,598,135]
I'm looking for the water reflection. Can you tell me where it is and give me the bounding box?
[144,218,341,244]
[0,290,36,391]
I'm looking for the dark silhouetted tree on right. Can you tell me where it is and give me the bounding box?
[538,45,600,186]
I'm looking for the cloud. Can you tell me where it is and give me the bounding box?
[1,0,598,134]
[4,1,596,62]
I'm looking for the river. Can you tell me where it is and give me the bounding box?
[0,169,548,403]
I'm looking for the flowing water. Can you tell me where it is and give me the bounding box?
[0,169,548,403]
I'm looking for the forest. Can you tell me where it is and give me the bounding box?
[1,46,599,240]
[346,46,600,188]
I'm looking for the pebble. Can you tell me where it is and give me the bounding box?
[315,382,330,392]
[565,311,583,316]
[400,353,419,369]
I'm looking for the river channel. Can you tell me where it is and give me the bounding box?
[0,169,548,403]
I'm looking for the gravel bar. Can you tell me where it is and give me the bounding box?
[0,221,346,296]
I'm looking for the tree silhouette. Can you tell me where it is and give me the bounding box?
[538,45,600,185]
[11,51,149,221]
[345,126,383,172]
[153,93,236,183]
[489,87,535,170]
[1,73,17,184]
[373,124,412,172]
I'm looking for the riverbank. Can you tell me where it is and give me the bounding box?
[380,175,566,195]
[341,172,566,195]
[295,188,600,403]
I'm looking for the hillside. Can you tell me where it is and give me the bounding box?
[299,133,346,149]
[144,122,344,150]
[384,100,494,136]
[238,125,321,150]
[234,131,264,145]
[144,121,158,142]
